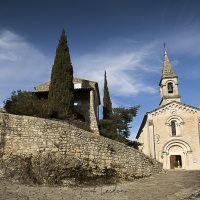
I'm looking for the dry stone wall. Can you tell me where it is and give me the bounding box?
[0,111,163,181]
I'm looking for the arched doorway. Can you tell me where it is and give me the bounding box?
[162,140,192,169]
[169,145,184,169]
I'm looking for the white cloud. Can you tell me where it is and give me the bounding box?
[0,30,53,106]
[0,30,52,82]
[0,30,160,108]
[159,25,200,57]
[73,39,160,101]
[1,27,199,110]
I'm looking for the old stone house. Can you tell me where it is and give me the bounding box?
[136,50,200,170]
[34,77,101,134]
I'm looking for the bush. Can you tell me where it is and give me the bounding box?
[0,153,119,186]
[3,90,93,133]
[4,90,51,118]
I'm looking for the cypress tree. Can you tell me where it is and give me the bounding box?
[103,71,112,119]
[48,29,74,117]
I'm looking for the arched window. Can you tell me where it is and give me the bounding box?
[171,120,176,136]
[167,82,173,93]
[167,116,184,137]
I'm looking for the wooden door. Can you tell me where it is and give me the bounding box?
[170,155,176,169]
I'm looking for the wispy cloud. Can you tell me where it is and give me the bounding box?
[72,28,200,108]
[0,30,52,82]
[0,30,52,105]
[73,39,160,103]
[161,25,200,57]
[1,27,200,109]
[0,30,160,107]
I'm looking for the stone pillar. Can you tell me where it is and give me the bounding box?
[148,118,155,158]
[89,90,99,134]
[198,118,200,145]
[0,111,8,156]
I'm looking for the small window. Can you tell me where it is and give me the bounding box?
[74,83,82,89]
[171,120,176,136]
[167,82,173,93]
[74,99,81,106]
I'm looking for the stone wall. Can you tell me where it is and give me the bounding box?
[0,111,163,182]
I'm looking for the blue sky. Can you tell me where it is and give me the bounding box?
[0,0,200,140]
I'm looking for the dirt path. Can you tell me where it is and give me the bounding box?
[0,170,200,200]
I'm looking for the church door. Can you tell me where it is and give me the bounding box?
[170,155,182,169]
[170,155,176,169]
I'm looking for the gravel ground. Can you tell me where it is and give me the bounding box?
[0,170,200,200]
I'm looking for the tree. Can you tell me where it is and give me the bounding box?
[48,29,74,117]
[3,90,50,117]
[99,106,139,137]
[4,90,35,115]
[111,106,140,138]
[99,72,140,147]
[103,71,112,119]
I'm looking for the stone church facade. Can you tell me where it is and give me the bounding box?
[136,50,200,170]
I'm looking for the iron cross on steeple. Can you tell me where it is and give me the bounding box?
[163,42,167,55]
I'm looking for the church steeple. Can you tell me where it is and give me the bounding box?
[162,50,176,78]
[159,46,181,106]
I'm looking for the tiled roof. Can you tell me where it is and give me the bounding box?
[34,82,50,92]
[148,101,200,114]
[34,77,98,92]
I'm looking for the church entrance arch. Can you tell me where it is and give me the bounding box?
[163,140,192,169]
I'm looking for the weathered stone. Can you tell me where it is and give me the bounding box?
[0,112,162,184]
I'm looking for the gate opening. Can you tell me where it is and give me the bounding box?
[170,155,182,169]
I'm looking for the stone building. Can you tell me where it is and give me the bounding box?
[136,49,200,170]
[34,77,101,134]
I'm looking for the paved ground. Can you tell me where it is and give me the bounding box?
[0,170,200,200]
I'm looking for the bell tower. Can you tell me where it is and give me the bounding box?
[159,46,181,106]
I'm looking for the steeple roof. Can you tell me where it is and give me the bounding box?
[161,50,176,78]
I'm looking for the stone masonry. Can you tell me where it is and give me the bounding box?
[0,111,163,179]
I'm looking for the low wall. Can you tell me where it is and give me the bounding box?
[0,111,163,183]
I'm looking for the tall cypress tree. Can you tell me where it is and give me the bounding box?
[48,29,74,117]
[103,71,112,119]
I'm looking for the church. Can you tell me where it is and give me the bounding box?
[136,49,200,170]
